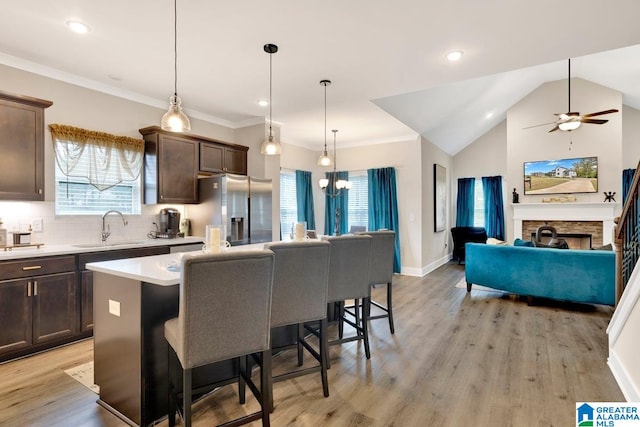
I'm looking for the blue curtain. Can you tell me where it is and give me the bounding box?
[482,175,505,240]
[455,178,475,227]
[622,168,636,205]
[324,171,349,236]
[368,167,401,273]
[295,170,315,230]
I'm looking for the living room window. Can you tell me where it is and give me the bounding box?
[473,179,485,227]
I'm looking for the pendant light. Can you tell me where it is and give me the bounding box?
[317,80,332,166]
[261,43,281,155]
[161,0,191,132]
[319,129,351,192]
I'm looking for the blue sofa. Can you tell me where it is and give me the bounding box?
[464,243,615,306]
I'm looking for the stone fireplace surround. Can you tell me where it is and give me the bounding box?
[512,202,620,247]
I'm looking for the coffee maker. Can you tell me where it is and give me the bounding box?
[158,208,181,238]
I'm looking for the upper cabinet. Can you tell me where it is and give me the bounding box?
[139,126,248,204]
[140,127,199,204]
[0,90,53,201]
[199,142,248,175]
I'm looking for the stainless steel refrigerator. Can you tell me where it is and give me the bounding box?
[189,174,273,245]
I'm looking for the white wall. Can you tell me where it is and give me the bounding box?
[421,137,454,274]
[622,105,640,170]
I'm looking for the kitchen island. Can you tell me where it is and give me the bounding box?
[87,245,293,426]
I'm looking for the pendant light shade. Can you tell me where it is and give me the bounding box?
[261,43,281,155]
[317,80,332,166]
[161,0,190,132]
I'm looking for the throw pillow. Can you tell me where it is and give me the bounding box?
[592,243,613,251]
[514,238,534,247]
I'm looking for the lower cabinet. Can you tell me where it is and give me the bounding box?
[0,244,187,362]
[0,256,77,361]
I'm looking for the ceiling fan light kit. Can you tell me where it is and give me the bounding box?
[524,59,618,133]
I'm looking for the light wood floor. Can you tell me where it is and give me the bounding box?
[0,262,624,426]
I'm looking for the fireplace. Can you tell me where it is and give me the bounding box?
[512,202,619,246]
[524,220,599,249]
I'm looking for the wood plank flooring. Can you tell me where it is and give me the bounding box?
[0,262,623,426]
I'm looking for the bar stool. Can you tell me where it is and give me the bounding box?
[361,230,396,334]
[164,250,275,427]
[322,234,372,362]
[262,240,331,404]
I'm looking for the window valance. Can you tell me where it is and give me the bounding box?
[50,124,144,191]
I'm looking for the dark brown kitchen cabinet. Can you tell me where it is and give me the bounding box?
[140,126,249,204]
[140,126,199,204]
[200,142,248,175]
[0,256,76,361]
[0,90,52,201]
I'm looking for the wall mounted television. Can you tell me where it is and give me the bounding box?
[523,156,598,195]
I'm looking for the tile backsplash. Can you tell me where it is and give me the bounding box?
[0,201,188,245]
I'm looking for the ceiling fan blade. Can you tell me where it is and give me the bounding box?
[548,125,560,133]
[582,109,619,118]
[581,118,608,125]
[523,121,557,130]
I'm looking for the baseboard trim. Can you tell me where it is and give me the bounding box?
[608,348,640,401]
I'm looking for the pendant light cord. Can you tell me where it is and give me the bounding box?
[269,51,273,137]
[332,130,337,173]
[324,83,328,152]
[173,0,178,97]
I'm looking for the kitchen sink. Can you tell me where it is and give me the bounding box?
[72,241,149,249]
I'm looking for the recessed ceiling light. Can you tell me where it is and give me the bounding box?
[66,20,91,34]
[485,112,494,119]
[257,99,269,107]
[446,50,463,61]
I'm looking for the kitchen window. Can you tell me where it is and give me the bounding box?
[50,124,143,215]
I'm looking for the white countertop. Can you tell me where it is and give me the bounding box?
[86,242,267,286]
[0,236,204,261]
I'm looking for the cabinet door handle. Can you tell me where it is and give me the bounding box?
[27,281,32,297]
[34,281,38,296]
[22,265,42,271]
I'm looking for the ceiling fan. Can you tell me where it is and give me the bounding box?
[524,59,618,133]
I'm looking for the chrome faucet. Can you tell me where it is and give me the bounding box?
[102,210,128,243]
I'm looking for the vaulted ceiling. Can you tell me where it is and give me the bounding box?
[2,1,640,155]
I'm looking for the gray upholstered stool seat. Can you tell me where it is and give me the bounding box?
[164,250,275,427]
[258,240,331,406]
[321,234,372,363]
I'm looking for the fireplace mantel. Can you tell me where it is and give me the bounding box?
[512,202,620,245]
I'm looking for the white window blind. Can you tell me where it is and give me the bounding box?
[473,179,485,227]
[347,172,368,231]
[280,171,298,238]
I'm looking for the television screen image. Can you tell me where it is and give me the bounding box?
[523,156,598,195]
